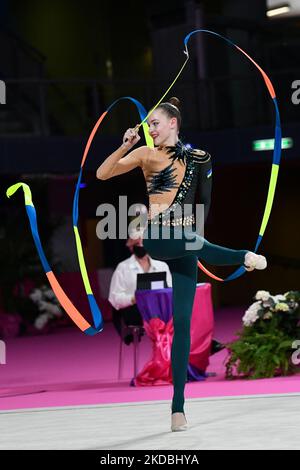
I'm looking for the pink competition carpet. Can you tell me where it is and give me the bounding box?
[1,307,299,410]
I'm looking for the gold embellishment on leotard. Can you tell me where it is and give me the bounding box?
[149,214,195,226]
[191,150,211,164]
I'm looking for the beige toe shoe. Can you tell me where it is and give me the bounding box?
[171,412,188,432]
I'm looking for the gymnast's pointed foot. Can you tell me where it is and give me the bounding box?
[244,252,267,271]
[171,412,188,432]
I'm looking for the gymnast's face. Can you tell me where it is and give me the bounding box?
[147,109,178,147]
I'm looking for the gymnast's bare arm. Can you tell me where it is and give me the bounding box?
[96,126,147,180]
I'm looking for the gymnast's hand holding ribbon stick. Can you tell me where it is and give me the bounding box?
[122,124,141,150]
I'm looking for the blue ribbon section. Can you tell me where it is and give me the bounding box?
[183,29,282,282]
[71,97,148,332]
[26,205,51,273]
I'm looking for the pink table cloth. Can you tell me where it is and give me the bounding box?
[134,283,214,386]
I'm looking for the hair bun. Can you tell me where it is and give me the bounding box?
[168,97,180,109]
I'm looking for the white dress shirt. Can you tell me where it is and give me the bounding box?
[108,254,173,310]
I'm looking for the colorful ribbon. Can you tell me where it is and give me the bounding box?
[135,29,282,282]
[6,30,281,334]
[6,182,104,335]
[184,31,281,281]
[6,98,152,335]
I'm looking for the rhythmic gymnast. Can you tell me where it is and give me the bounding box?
[96,96,267,432]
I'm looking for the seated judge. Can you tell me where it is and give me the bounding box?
[108,232,172,345]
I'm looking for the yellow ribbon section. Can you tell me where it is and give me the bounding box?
[259,163,280,237]
[136,53,190,134]
[73,226,93,295]
[6,182,34,207]
[142,122,154,148]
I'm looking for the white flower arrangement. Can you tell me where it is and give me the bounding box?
[226,290,300,379]
[273,295,286,302]
[29,285,62,330]
[242,290,299,327]
[255,290,271,301]
[242,301,261,326]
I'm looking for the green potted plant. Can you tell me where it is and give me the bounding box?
[225,290,300,379]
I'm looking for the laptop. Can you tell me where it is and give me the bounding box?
[136,271,168,290]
